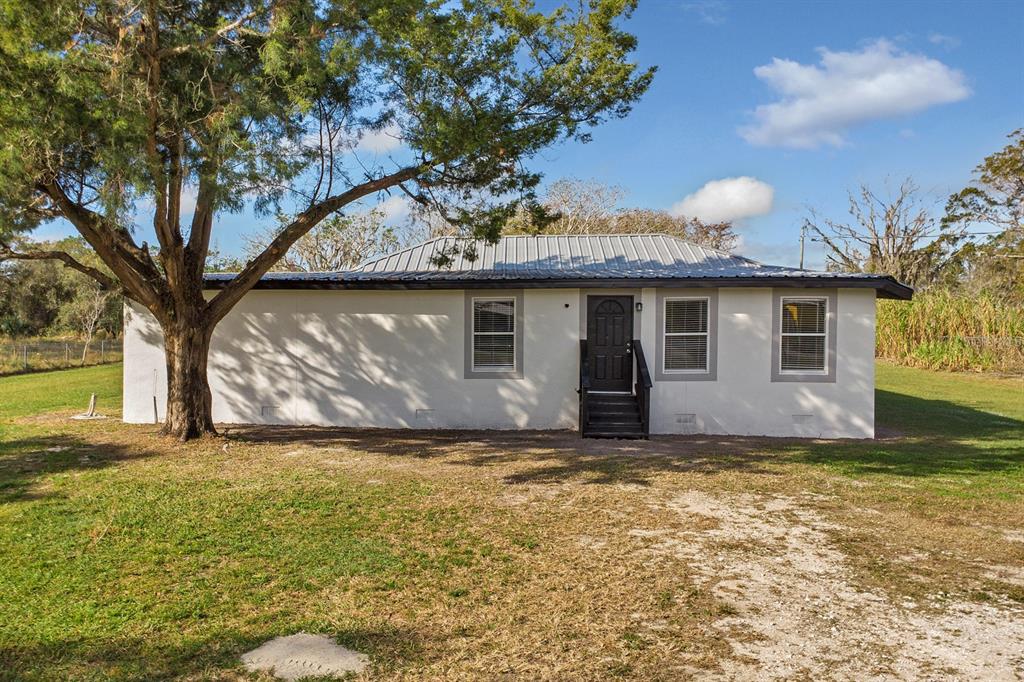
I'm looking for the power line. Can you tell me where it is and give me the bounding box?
[807,229,1010,242]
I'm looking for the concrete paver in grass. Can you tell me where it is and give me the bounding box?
[241,633,368,680]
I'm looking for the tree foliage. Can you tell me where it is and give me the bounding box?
[943,129,1024,303]
[0,0,653,438]
[944,129,1024,232]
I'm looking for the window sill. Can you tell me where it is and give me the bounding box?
[771,370,835,384]
[465,368,524,380]
[655,368,717,382]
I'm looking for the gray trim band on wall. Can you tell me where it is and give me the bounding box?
[463,289,524,379]
[770,288,838,383]
[655,288,718,382]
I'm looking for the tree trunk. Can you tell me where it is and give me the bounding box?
[80,334,92,365]
[162,322,216,440]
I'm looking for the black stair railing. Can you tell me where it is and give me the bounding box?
[578,339,591,436]
[632,338,652,438]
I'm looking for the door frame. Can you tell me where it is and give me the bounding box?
[578,288,643,340]
[585,294,635,393]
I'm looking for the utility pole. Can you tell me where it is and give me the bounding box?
[799,224,807,270]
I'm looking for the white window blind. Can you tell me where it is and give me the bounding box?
[664,298,709,372]
[472,298,515,371]
[780,298,827,372]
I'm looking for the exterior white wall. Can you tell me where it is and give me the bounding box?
[124,286,875,438]
[124,289,580,429]
[640,287,875,438]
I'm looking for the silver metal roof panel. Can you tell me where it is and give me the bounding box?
[203,234,912,299]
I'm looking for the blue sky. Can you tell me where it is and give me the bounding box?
[35,0,1024,269]
[536,0,1023,267]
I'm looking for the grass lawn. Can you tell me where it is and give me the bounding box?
[0,362,1021,680]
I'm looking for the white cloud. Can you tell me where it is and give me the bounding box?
[357,124,402,154]
[739,39,970,149]
[670,176,774,224]
[136,185,198,216]
[376,195,410,222]
[681,0,728,26]
[928,32,961,49]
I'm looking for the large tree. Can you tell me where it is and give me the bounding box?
[0,0,653,439]
[943,129,1024,302]
[806,179,963,289]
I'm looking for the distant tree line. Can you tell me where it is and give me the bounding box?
[0,237,121,340]
[500,177,739,251]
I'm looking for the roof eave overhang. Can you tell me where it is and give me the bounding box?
[203,276,913,300]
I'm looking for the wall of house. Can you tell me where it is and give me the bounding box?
[123,289,580,429]
[639,287,875,438]
[123,286,875,438]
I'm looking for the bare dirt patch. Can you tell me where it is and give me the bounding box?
[642,490,1024,681]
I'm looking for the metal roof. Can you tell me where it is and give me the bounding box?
[204,234,913,299]
[348,234,754,277]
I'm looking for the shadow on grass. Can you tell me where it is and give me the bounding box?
[0,625,423,681]
[792,390,1024,479]
[0,432,158,503]
[226,424,791,486]
[226,390,1024,485]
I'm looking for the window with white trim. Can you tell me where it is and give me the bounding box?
[472,298,516,371]
[779,297,827,373]
[663,297,709,372]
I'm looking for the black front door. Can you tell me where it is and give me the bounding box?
[587,295,634,392]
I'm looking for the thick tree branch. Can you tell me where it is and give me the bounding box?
[206,164,424,323]
[143,0,185,283]
[157,9,261,58]
[0,242,125,296]
[185,170,217,280]
[41,180,166,309]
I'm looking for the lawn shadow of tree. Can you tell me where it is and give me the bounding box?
[227,389,1023,486]
[788,389,1024,479]
[228,425,806,486]
[0,431,159,503]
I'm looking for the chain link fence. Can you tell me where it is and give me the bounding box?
[0,338,124,375]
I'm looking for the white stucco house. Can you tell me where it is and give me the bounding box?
[123,234,912,438]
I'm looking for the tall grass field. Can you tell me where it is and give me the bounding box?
[877,291,1024,374]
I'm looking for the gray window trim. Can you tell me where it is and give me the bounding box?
[771,289,837,383]
[464,290,524,379]
[655,288,718,382]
